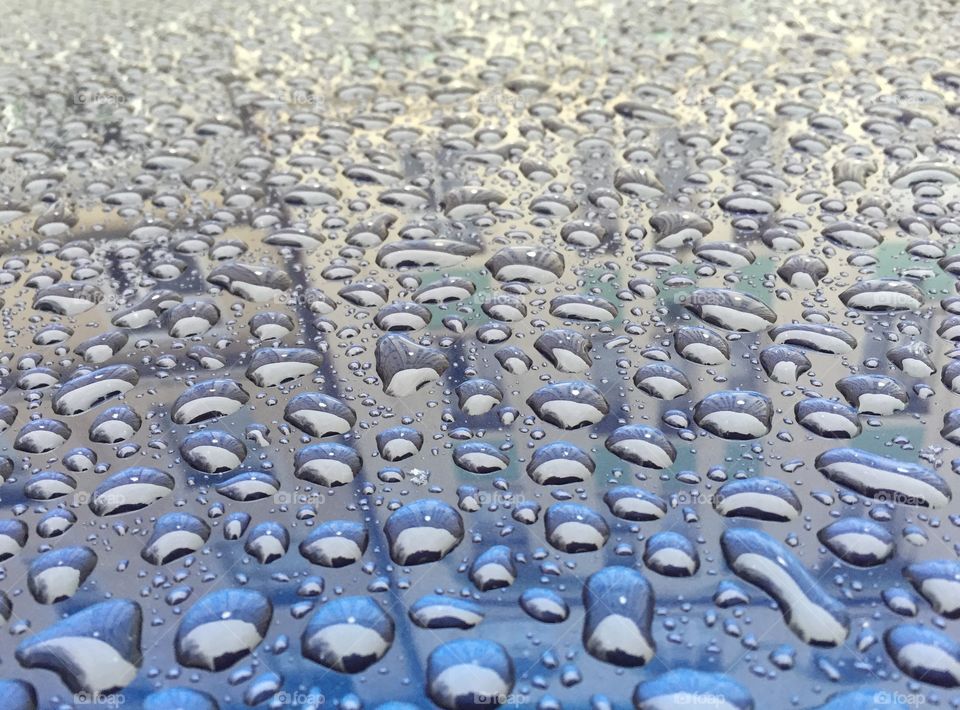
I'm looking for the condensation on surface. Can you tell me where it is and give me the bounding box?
[0,0,958,708]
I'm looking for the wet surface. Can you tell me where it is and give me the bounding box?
[0,0,959,708]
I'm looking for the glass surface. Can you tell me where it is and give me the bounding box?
[0,0,957,708]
